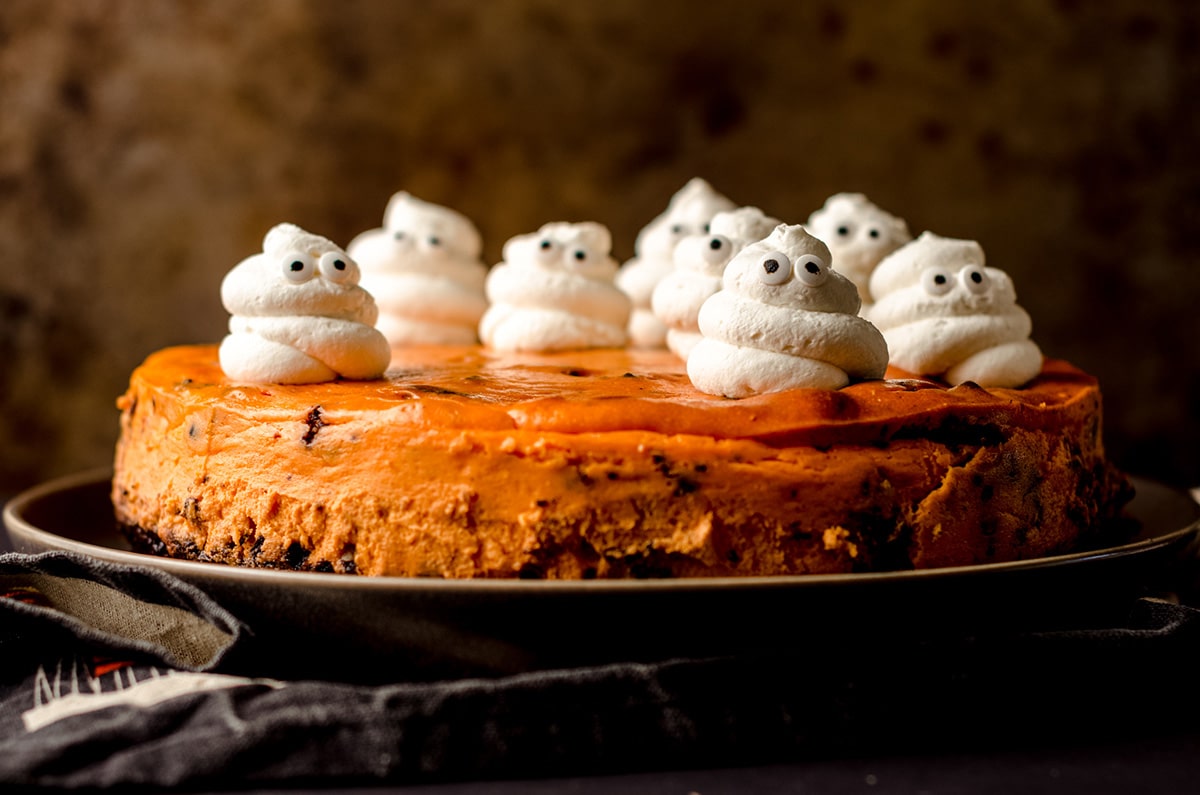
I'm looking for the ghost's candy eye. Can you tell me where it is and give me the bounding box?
[702,235,732,264]
[569,248,589,265]
[281,253,317,284]
[922,267,956,296]
[757,251,792,285]
[867,228,880,239]
[427,236,441,248]
[836,224,852,237]
[794,254,829,287]
[319,251,357,284]
[961,267,990,294]
[670,223,685,236]
[392,231,406,241]
[535,238,560,265]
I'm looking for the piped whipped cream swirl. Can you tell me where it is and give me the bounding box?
[688,224,889,396]
[219,223,390,384]
[806,192,911,308]
[616,177,736,348]
[867,231,1042,387]
[651,206,780,360]
[479,222,632,352]
[347,192,488,346]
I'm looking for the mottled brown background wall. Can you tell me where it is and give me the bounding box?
[2,0,1198,495]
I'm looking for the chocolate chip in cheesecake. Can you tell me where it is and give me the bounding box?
[302,406,325,445]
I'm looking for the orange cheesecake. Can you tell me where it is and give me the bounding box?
[111,344,1131,578]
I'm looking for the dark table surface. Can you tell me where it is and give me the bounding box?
[5,482,1200,793]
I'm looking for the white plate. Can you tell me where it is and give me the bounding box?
[6,470,1198,680]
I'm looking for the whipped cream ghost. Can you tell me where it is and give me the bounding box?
[687,224,889,396]
[867,232,1043,387]
[616,177,736,348]
[806,192,911,307]
[650,206,780,361]
[219,223,391,384]
[479,221,632,352]
[346,192,488,346]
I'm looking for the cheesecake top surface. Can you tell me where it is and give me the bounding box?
[125,344,1099,446]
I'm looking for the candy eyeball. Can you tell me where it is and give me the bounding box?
[380,191,484,260]
[557,222,614,276]
[667,221,705,248]
[319,251,358,285]
[505,221,616,280]
[724,223,860,313]
[535,238,560,266]
[672,232,737,276]
[758,251,792,285]
[832,220,883,244]
[386,226,447,255]
[806,195,912,303]
[282,253,317,284]
[961,266,990,295]
[634,178,736,261]
[794,254,829,288]
[702,235,732,265]
[922,267,956,297]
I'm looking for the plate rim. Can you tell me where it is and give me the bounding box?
[5,468,1198,595]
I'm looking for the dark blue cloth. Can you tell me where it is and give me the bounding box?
[3,550,1200,789]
